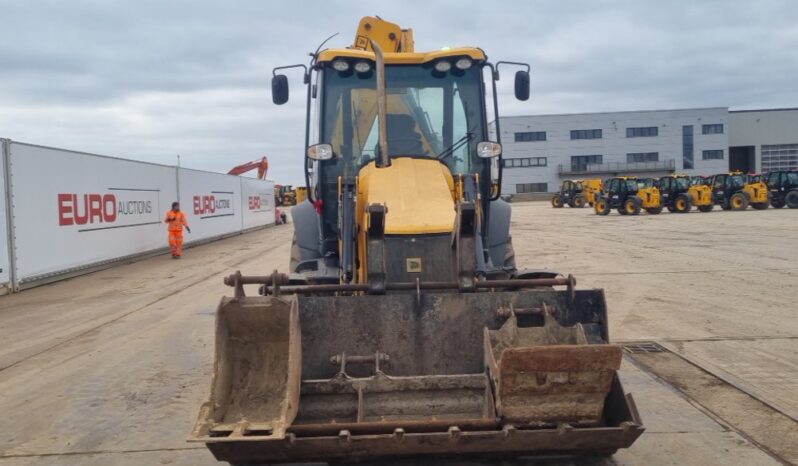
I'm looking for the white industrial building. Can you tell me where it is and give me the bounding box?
[495,107,798,195]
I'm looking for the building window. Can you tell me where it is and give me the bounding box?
[702,150,724,160]
[516,183,548,193]
[626,127,659,138]
[515,131,546,142]
[502,157,547,168]
[627,152,659,163]
[570,129,602,140]
[682,125,694,169]
[570,155,603,172]
[762,143,798,171]
[702,124,724,134]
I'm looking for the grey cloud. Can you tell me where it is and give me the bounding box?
[1,0,797,185]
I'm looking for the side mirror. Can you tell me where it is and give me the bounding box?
[307,143,335,161]
[476,141,502,158]
[514,70,530,101]
[272,74,289,105]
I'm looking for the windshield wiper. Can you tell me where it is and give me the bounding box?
[436,132,474,160]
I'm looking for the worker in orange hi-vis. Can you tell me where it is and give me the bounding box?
[164,202,191,258]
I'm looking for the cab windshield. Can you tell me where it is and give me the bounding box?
[320,62,486,176]
[729,175,745,188]
[674,177,689,190]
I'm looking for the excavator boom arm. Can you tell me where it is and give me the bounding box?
[227,156,269,179]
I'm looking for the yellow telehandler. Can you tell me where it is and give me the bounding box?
[190,16,643,464]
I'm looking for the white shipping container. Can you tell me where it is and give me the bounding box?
[177,168,243,243]
[0,140,11,289]
[8,142,178,283]
[240,177,276,230]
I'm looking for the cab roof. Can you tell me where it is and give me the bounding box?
[316,47,486,65]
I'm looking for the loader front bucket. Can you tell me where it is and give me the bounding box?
[190,289,644,464]
[191,296,301,441]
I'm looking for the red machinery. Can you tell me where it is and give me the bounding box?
[227,157,287,225]
[227,157,269,179]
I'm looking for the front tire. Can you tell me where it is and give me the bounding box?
[573,195,586,208]
[623,197,642,215]
[674,194,692,213]
[786,190,798,208]
[594,198,611,216]
[730,192,749,211]
[552,196,564,208]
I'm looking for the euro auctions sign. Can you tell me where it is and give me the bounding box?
[247,193,272,212]
[193,192,235,218]
[57,189,160,231]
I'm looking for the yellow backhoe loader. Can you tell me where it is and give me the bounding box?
[190,17,643,464]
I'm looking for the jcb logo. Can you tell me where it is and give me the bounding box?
[248,196,261,210]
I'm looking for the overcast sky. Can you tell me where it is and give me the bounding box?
[2,0,797,184]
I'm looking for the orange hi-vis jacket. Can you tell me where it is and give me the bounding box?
[165,210,189,233]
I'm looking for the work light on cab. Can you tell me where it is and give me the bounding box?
[354,61,372,73]
[455,57,473,69]
[434,60,452,72]
[332,60,349,72]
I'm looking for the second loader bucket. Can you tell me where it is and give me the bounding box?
[485,310,622,425]
[191,296,301,440]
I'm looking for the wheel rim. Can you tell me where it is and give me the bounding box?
[733,197,742,208]
[677,199,686,210]
[626,202,635,213]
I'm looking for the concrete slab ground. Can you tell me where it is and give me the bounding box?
[0,202,796,465]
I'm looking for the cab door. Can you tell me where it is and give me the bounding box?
[659,177,671,204]
[608,179,621,206]
[712,174,727,203]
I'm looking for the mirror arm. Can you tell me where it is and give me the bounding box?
[485,62,502,201]
[495,60,531,79]
[273,63,309,84]
[273,63,313,201]
[303,68,314,202]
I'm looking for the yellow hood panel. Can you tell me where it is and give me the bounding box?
[358,158,455,235]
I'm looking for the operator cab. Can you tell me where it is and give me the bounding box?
[270,23,530,281]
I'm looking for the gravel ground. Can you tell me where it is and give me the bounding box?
[0,201,795,465]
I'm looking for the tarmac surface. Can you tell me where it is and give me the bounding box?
[0,202,796,465]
